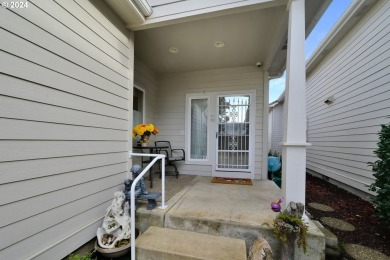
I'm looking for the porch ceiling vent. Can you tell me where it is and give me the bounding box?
[132,0,153,17]
[215,41,225,48]
[169,47,179,54]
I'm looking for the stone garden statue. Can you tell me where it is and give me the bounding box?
[97,191,131,249]
[123,164,161,210]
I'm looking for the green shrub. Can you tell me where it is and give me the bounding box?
[67,252,92,260]
[368,120,390,224]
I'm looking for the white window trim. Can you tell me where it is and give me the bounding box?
[134,84,146,123]
[185,94,211,165]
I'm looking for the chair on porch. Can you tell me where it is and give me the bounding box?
[155,141,185,179]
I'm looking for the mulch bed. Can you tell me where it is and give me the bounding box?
[306,173,390,259]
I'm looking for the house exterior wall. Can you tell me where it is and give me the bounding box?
[269,102,284,155]
[306,0,390,194]
[155,66,265,179]
[0,1,133,259]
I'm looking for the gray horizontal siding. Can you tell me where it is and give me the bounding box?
[306,0,390,194]
[0,0,132,259]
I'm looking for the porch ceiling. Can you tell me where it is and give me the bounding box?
[135,6,286,75]
[103,0,331,76]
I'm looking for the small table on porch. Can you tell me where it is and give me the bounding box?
[132,144,168,188]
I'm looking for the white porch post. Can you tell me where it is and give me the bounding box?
[282,0,309,211]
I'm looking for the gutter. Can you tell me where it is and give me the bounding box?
[103,0,152,26]
[133,0,153,17]
[306,0,377,74]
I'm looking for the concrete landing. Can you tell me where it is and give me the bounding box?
[164,177,280,252]
[135,177,325,259]
[136,226,247,260]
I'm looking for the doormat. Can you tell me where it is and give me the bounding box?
[211,177,253,185]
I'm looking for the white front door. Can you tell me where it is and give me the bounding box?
[213,94,253,178]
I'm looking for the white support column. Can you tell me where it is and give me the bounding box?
[262,71,270,180]
[282,0,310,211]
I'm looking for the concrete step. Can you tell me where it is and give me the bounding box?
[312,220,340,258]
[136,226,247,260]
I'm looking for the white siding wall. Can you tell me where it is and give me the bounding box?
[306,0,390,194]
[270,102,284,155]
[156,67,264,179]
[0,1,133,259]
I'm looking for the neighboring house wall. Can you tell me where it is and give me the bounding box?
[0,1,133,259]
[306,0,390,194]
[155,66,265,179]
[269,101,284,155]
[268,109,273,151]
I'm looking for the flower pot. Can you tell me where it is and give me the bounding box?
[141,142,148,147]
[95,229,140,258]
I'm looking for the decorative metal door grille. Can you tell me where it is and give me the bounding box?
[217,95,250,171]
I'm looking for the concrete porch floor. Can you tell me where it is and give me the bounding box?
[136,175,325,259]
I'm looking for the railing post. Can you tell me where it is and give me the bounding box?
[159,156,167,209]
[128,153,166,260]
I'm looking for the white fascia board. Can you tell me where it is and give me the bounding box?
[129,0,286,31]
[306,0,377,74]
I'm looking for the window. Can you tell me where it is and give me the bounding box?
[133,87,144,126]
[133,86,145,146]
[187,96,209,162]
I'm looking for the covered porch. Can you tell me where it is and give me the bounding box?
[118,0,330,210]
[118,0,328,258]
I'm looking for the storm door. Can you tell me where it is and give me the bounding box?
[216,95,251,173]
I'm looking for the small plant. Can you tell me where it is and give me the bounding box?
[67,252,92,260]
[273,212,308,253]
[268,149,281,158]
[368,120,390,224]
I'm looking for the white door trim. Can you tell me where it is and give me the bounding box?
[212,90,256,179]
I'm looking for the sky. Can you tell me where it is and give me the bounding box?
[269,0,353,103]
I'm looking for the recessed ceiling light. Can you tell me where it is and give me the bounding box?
[169,47,179,54]
[215,41,225,48]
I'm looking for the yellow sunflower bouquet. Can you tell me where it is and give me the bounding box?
[132,123,159,145]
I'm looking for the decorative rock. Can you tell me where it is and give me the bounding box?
[248,238,273,260]
[343,244,390,260]
[284,201,305,219]
[308,203,335,212]
[320,217,356,231]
